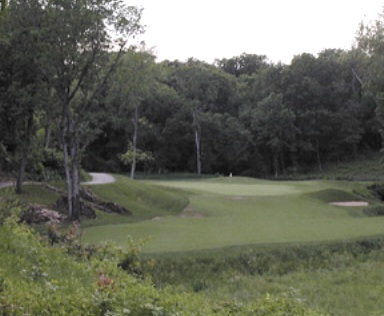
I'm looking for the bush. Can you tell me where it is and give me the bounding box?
[367,183,384,200]
[363,205,384,216]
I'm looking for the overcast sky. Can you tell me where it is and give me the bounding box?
[130,1,383,64]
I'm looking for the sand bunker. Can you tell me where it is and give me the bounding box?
[329,201,369,207]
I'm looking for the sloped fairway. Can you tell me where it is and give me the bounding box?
[83,177,384,253]
[82,175,189,226]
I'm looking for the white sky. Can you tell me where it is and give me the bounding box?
[129,1,383,64]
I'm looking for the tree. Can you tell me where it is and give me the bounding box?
[4,0,144,220]
[0,0,49,193]
[170,60,238,175]
[215,53,269,77]
[355,11,384,151]
[0,0,7,13]
[108,48,157,179]
[252,93,297,177]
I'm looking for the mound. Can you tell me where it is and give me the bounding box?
[308,189,360,203]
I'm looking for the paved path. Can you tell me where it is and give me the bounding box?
[0,173,115,188]
[82,173,116,185]
[0,181,13,188]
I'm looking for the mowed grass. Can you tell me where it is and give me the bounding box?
[82,175,189,226]
[83,176,384,253]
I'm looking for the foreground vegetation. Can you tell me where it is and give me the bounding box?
[0,199,325,315]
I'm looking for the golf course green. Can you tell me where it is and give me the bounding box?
[83,176,383,253]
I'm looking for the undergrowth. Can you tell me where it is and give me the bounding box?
[0,199,325,315]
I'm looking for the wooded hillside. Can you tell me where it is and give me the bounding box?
[1,1,384,216]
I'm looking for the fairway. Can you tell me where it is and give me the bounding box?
[83,177,384,253]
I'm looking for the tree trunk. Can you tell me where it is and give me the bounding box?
[279,152,285,173]
[195,129,202,176]
[192,109,202,176]
[273,152,279,178]
[71,141,80,220]
[60,103,81,221]
[0,0,7,12]
[290,147,298,175]
[130,105,138,179]
[44,123,51,148]
[62,128,73,220]
[315,139,322,172]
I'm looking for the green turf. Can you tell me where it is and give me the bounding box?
[82,175,189,225]
[83,176,384,253]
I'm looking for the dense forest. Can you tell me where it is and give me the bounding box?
[1,1,384,219]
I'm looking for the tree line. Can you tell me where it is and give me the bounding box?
[1,1,384,220]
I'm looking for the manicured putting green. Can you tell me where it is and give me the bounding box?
[83,177,384,253]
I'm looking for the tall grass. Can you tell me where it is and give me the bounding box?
[148,238,384,316]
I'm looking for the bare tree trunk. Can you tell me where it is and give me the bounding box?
[130,105,138,179]
[279,152,285,173]
[44,123,51,148]
[60,103,82,220]
[62,129,73,219]
[192,109,202,176]
[71,140,80,220]
[315,139,322,172]
[0,0,7,12]
[273,152,279,178]
[195,129,202,176]
[290,147,298,175]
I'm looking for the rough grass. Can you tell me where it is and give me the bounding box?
[146,237,384,316]
[82,177,382,253]
[0,185,60,207]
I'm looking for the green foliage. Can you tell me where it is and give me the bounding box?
[117,142,154,166]
[367,182,384,200]
[0,201,325,315]
[0,197,22,224]
[363,205,384,216]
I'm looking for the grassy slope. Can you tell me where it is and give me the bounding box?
[83,176,384,253]
[82,175,189,227]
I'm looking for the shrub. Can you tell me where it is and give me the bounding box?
[363,205,384,216]
[367,183,384,200]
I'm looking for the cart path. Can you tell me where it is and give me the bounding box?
[0,173,115,188]
[82,173,116,185]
